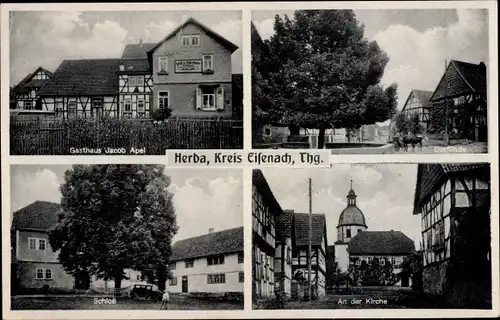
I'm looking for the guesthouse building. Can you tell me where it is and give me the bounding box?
[21,18,240,120]
[168,227,244,296]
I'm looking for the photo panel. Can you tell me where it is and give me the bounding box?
[9,164,244,310]
[9,10,243,155]
[251,9,489,154]
[252,164,492,309]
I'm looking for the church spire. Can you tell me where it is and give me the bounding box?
[347,180,357,206]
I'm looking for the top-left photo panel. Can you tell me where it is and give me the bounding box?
[8,10,243,155]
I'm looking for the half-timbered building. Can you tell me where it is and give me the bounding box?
[413,163,491,307]
[291,212,328,298]
[10,67,52,110]
[401,90,433,130]
[274,210,294,297]
[252,169,282,298]
[429,60,487,142]
[37,59,121,119]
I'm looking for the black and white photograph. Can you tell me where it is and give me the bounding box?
[10,165,244,310]
[252,164,492,309]
[252,9,489,154]
[9,11,243,155]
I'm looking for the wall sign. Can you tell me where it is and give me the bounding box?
[174,59,202,73]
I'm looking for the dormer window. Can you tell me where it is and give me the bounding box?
[202,54,214,73]
[181,35,200,47]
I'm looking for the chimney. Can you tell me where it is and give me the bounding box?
[208,228,214,234]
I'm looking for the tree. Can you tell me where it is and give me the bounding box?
[408,113,424,136]
[393,111,409,136]
[254,10,398,148]
[49,165,178,291]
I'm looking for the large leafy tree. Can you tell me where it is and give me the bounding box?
[254,10,398,148]
[49,165,178,291]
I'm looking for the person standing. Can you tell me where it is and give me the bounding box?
[160,289,170,310]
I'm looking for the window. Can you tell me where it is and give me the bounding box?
[68,101,77,118]
[158,91,169,109]
[380,258,385,266]
[55,102,64,117]
[202,87,216,110]
[202,54,213,72]
[169,262,176,270]
[207,273,225,284]
[25,100,33,110]
[207,254,224,266]
[137,99,145,116]
[367,256,373,264]
[185,259,194,268]
[238,251,244,264]
[391,257,396,265]
[239,272,244,283]
[263,127,271,136]
[158,56,168,73]
[38,239,46,251]
[29,238,36,250]
[129,76,136,86]
[346,229,351,238]
[136,274,141,281]
[181,35,200,47]
[36,269,44,279]
[123,99,132,118]
[169,277,177,286]
[434,221,445,248]
[45,269,52,279]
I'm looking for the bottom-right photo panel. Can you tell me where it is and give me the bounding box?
[252,163,492,310]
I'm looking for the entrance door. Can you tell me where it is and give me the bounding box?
[182,276,188,293]
[91,97,103,119]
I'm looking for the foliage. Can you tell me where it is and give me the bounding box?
[253,10,398,148]
[49,165,178,290]
[349,258,397,286]
[150,107,173,122]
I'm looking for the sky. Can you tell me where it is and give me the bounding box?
[9,10,242,85]
[10,165,243,242]
[260,164,422,249]
[252,9,489,123]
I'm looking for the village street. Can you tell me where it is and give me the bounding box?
[11,294,243,310]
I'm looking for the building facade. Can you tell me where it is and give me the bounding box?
[274,211,294,297]
[10,67,53,113]
[291,212,328,298]
[401,90,433,131]
[252,169,282,298]
[413,163,491,307]
[168,227,244,295]
[28,18,240,120]
[428,60,487,142]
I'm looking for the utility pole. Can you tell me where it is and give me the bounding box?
[444,60,450,146]
[307,178,312,301]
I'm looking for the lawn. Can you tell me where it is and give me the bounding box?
[11,295,243,310]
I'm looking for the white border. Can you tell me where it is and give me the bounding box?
[1,1,499,319]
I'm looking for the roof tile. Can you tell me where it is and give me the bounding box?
[348,231,415,255]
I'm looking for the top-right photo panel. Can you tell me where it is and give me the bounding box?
[251,9,489,154]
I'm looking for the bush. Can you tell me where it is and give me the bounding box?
[150,107,172,121]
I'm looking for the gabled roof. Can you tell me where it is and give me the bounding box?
[38,59,122,96]
[401,90,433,112]
[12,201,61,231]
[11,66,53,95]
[348,231,415,255]
[429,60,487,101]
[413,163,490,214]
[148,17,238,55]
[252,169,283,215]
[170,226,243,262]
[275,211,293,240]
[121,43,157,60]
[294,213,326,247]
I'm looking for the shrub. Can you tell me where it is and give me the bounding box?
[151,107,173,121]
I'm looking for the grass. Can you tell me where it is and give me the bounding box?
[11,295,243,310]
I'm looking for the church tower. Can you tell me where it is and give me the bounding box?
[334,181,368,271]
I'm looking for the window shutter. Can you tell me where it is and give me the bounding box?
[196,87,202,110]
[216,87,224,110]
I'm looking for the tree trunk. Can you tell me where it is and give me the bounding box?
[157,267,166,292]
[114,268,123,295]
[289,125,300,136]
[347,129,351,143]
[317,127,326,149]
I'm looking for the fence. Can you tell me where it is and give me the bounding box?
[10,117,243,155]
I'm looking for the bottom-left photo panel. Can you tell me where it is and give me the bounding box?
[9,164,244,310]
